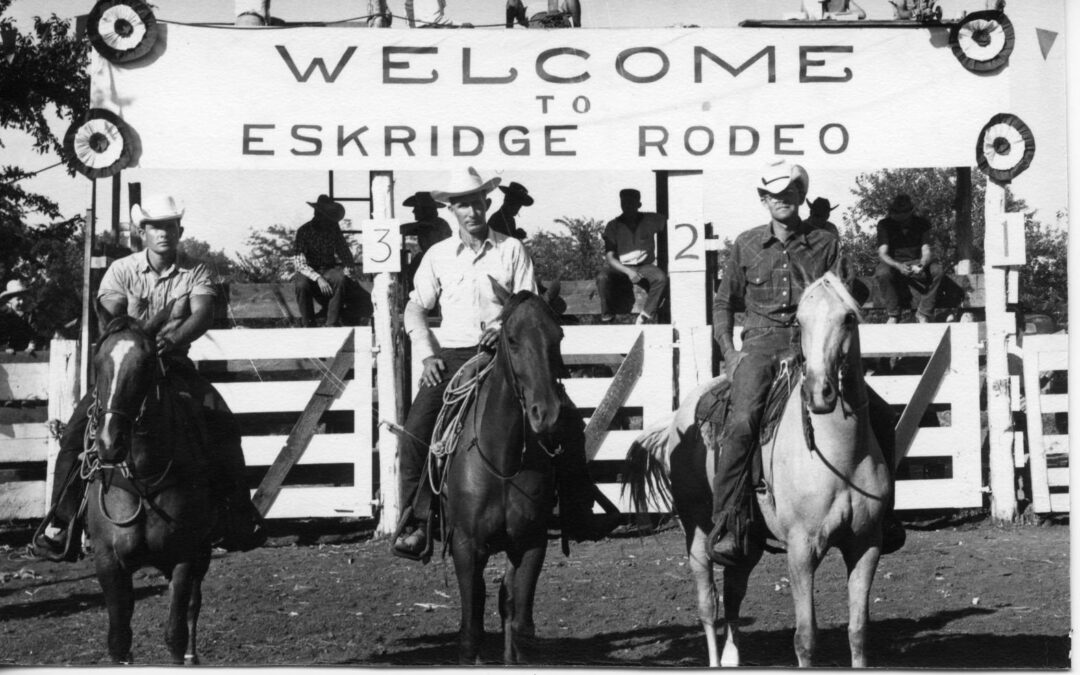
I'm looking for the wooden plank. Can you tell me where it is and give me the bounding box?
[859,324,955,356]
[0,436,49,463]
[262,485,374,519]
[215,381,361,414]
[1039,394,1068,415]
[1043,435,1068,456]
[896,477,984,511]
[242,434,368,466]
[562,325,654,354]
[894,327,952,469]
[0,363,50,400]
[1022,331,1053,513]
[190,327,358,361]
[1048,493,1070,513]
[0,481,45,519]
[251,331,356,517]
[583,332,644,462]
[588,430,646,463]
[864,373,965,406]
[1047,467,1070,488]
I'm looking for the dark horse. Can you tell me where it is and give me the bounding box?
[440,288,565,664]
[84,308,216,664]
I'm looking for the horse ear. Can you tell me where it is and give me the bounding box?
[837,256,871,307]
[488,275,512,305]
[95,300,115,335]
[142,299,177,336]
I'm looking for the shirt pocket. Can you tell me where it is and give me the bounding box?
[744,260,773,308]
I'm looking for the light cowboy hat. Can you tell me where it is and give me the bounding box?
[498,181,534,206]
[0,279,30,303]
[130,194,185,226]
[756,159,809,197]
[307,194,346,222]
[430,167,501,203]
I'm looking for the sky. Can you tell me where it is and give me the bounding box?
[3,0,1073,256]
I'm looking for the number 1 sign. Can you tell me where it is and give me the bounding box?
[360,219,402,273]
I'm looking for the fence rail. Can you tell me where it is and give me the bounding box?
[1022,334,1069,514]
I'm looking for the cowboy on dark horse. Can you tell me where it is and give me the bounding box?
[32,193,265,561]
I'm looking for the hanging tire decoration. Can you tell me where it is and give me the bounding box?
[976,113,1035,185]
[87,0,158,64]
[63,110,136,179]
[950,10,1014,73]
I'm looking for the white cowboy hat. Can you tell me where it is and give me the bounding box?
[756,159,809,197]
[0,279,30,303]
[130,193,185,225]
[430,167,501,203]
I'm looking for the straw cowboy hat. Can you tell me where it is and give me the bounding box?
[0,279,30,303]
[402,191,445,210]
[498,181,534,206]
[430,167,501,203]
[807,197,838,216]
[307,194,346,222]
[130,193,185,226]
[756,159,809,197]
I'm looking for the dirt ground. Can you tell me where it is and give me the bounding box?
[0,515,1070,668]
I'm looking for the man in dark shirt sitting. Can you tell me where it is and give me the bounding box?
[487,181,533,240]
[873,194,944,324]
[293,194,372,327]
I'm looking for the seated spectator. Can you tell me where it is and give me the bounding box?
[806,197,840,237]
[595,188,668,324]
[874,194,945,324]
[400,191,452,289]
[0,279,45,355]
[801,0,866,19]
[488,181,533,240]
[293,194,373,327]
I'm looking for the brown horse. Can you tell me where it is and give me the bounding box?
[440,288,565,664]
[624,272,890,667]
[83,310,216,664]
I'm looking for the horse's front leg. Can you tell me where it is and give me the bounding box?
[500,537,547,664]
[451,535,490,665]
[721,538,763,667]
[841,535,882,667]
[94,556,136,663]
[164,562,195,665]
[685,524,722,667]
[786,534,823,667]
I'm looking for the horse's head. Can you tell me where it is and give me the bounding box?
[495,284,565,435]
[797,272,864,414]
[92,304,171,463]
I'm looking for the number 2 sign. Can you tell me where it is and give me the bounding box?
[668,221,706,272]
[360,219,402,273]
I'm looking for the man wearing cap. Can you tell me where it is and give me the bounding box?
[32,194,265,561]
[806,197,840,238]
[392,167,602,560]
[596,188,668,324]
[709,161,904,566]
[873,194,944,324]
[0,279,45,355]
[293,194,372,327]
[487,181,534,240]
[400,191,452,290]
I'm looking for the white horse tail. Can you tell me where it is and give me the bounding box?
[621,417,675,513]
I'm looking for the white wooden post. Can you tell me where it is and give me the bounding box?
[45,340,80,515]
[983,180,1018,522]
[235,0,270,26]
[370,171,402,535]
[664,171,713,401]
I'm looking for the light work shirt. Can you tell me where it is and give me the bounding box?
[97,250,216,321]
[408,229,537,361]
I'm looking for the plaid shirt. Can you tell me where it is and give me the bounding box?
[714,220,839,354]
[294,218,354,281]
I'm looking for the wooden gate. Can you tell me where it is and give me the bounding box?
[1021,333,1069,514]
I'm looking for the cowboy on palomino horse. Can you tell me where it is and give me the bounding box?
[31,194,265,562]
[392,167,609,562]
[707,159,905,566]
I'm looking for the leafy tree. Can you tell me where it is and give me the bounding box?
[524,216,605,282]
[231,224,297,282]
[180,238,235,282]
[1020,211,1068,328]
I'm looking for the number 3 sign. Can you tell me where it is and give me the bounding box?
[360,219,402,273]
[668,221,706,273]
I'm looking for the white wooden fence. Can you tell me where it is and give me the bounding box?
[1021,334,1069,514]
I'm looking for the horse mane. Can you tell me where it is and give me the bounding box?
[498,290,560,326]
[97,315,153,351]
[805,272,864,323]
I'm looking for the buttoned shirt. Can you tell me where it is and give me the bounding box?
[876,215,932,263]
[294,218,354,281]
[97,250,216,321]
[408,229,537,360]
[602,212,666,266]
[714,221,839,354]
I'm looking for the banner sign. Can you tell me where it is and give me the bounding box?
[90,25,1010,171]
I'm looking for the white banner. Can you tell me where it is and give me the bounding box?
[90,25,1011,171]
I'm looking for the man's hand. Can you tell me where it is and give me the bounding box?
[896,262,914,276]
[156,330,179,354]
[909,263,924,276]
[419,355,447,388]
[316,275,333,296]
[479,320,502,350]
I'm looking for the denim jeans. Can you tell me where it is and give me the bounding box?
[595,264,668,318]
[874,261,945,319]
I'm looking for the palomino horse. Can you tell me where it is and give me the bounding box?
[84,310,216,664]
[440,288,565,664]
[624,271,891,667]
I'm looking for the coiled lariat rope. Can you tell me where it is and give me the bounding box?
[426,351,496,495]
